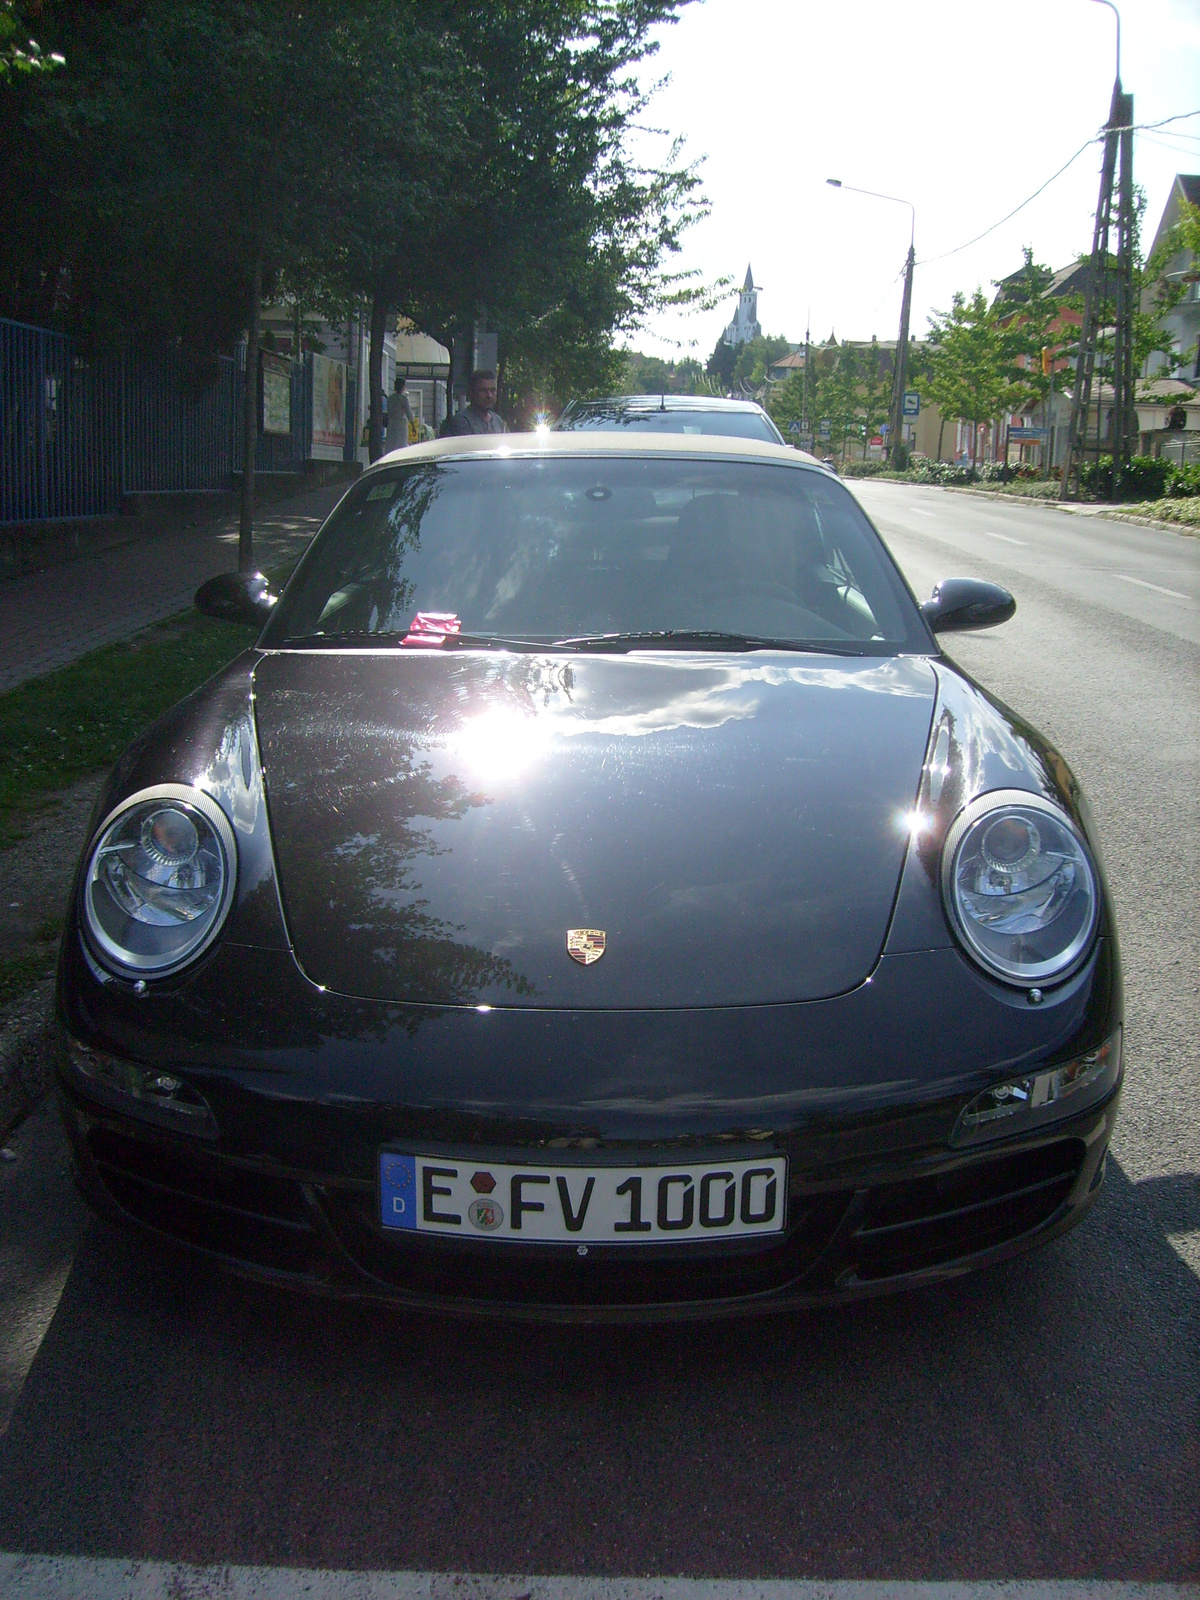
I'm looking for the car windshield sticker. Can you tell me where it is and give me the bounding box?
[366,480,398,501]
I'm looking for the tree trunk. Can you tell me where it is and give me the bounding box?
[937,416,945,461]
[239,255,262,572]
[368,291,389,462]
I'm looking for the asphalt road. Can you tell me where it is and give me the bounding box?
[0,484,1197,1592]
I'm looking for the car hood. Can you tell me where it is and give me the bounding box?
[252,650,937,1008]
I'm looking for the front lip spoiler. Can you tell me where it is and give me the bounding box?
[61,1085,1119,1325]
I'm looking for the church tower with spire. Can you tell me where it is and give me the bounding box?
[722,264,762,346]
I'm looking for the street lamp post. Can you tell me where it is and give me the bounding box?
[827,179,916,470]
[1090,0,1120,82]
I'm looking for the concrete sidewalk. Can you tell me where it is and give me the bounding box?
[0,484,345,693]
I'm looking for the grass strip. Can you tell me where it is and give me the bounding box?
[0,611,258,845]
[1111,497,1200,529]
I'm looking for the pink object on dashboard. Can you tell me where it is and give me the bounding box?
[403,612,462,647]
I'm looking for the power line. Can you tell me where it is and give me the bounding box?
[1139,131,1200,158]
[917,109,1200,267]
[917,140,1096,265]
[1114,110,1200,133]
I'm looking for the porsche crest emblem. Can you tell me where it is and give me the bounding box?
[566,928,607,966]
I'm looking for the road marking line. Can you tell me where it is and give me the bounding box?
[0,1558,1196,1600]
[975,529,1028,547]
[1112,573,1191,601]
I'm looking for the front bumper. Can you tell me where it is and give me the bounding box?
[58,1075,1120,1324]
[56,933,1123,1322]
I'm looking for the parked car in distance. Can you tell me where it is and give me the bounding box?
[58,431,1121,1323]
[555,393,785,445]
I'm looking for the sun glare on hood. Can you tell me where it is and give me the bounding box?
[446,706,551,782]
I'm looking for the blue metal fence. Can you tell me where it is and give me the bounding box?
[0,319,122,522]
[122,350,238,495]
[1,317,320,524]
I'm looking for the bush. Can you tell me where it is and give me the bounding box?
[909,459,977,486]
[1078,455,1113,499]
[1121,455,1174,501]
[1079,454,1180,502]
[840,460,893,478]
[1166,461,1200,498]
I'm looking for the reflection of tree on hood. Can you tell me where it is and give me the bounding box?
[259,662,536,1006]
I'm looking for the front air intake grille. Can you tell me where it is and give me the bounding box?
[849,1139,1083,1281]
[86,1126,318,1274]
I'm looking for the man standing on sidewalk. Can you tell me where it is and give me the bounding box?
[440,370,508,436]
[390,377,416,448]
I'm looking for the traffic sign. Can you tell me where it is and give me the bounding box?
[902,391,920,417]
[787,420,801,434]
[798,433,814,451]
[818,419,831,439]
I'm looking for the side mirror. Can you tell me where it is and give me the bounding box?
[194,571,278,627]
[921,577,1015,634]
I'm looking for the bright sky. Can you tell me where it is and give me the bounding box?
[631,0,1200,360]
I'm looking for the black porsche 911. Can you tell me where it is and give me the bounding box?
[56,433,1122,1321]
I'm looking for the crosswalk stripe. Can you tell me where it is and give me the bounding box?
[0,1557,1196,1600]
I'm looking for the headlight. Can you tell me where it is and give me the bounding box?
[941,789,1099,986]
[83,785,237,978]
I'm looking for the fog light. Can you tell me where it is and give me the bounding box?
[67,1037,217,1138]
[951,1029,1121,1147]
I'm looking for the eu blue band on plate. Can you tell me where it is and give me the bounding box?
[380,1153,417,1230]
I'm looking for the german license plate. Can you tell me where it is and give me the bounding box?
[379,1154,787,1244]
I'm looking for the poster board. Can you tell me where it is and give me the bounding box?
[311,354,347,460]
[261,352,292,437]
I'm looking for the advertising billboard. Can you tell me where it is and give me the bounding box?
[311,354,347,461]
[261,352,292,437]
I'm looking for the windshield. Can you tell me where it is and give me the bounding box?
[556,404,781,443]
[262,457,927,653]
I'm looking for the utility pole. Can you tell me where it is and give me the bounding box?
[1061,3,1135,500]
[239,254,261,573]
[1114,94,1137,477]
[889,242,915,469]
[802,312,811,438]
[826,179,915,471]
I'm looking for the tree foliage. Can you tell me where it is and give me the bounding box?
[0,0,709,420]
[705,331,790,392]
[1143,197,1200,374]
[0,0,63,79]
[992,249,1063,415]
[619,350,710,395]
[918,290,1021,461]
[765,338,895,460]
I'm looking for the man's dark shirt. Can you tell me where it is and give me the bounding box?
[440,404,508,437]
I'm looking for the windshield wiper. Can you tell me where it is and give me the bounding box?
[275,629,865,656]
[275,630,555,652]
[550,630,863,655]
